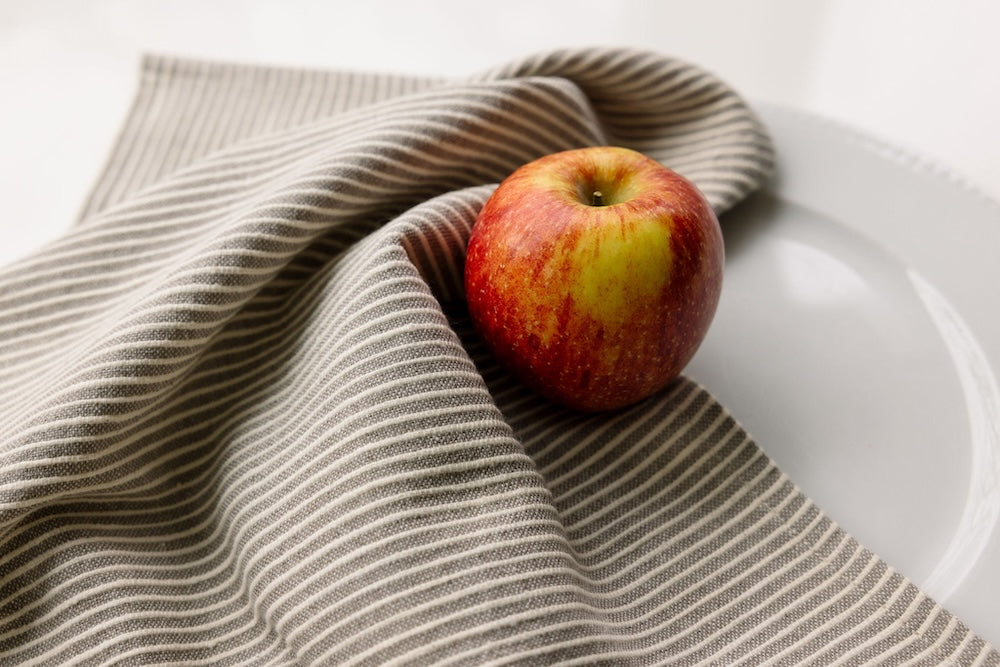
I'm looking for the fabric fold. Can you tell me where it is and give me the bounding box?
[0,47,995,665]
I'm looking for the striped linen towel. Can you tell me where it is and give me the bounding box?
[0,47,995,665]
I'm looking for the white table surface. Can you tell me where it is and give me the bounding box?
[3,0,999,647]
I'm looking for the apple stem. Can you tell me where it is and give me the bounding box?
[592,191,604,206]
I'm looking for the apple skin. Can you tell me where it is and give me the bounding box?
[464,146,724,412]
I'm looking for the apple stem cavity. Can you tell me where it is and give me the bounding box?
[592,190,604,207]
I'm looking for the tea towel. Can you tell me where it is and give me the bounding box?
[0,47,995,665]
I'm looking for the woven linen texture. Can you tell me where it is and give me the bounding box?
[0,48,995,665]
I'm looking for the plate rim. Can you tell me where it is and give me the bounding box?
[714,101,1000,644]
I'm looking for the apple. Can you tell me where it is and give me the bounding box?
[464,145,724,412]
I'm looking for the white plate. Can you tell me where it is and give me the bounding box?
[687,104,1000,648]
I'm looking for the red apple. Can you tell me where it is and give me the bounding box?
[464,146,723,412]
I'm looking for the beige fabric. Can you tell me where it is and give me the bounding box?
[0,47,994,665]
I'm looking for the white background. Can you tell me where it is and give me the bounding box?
[1,0,998,266]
